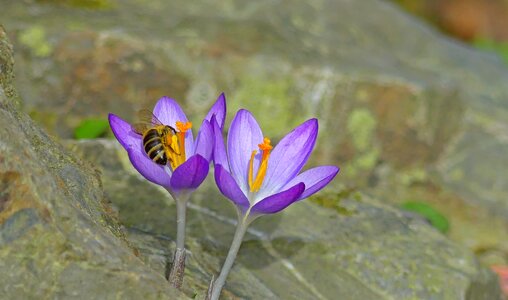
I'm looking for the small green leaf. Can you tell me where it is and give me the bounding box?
[400,201,449,233]
[474,37,508,66]
[36,0,113,10]
[74,118,109,139]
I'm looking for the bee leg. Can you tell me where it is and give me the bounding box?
[169,134,181,155]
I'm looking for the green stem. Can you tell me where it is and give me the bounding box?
[210,216,250,300]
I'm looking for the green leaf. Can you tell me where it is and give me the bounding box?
[74,118,109,139]
[400,201,449,234]
[474,37,508,66]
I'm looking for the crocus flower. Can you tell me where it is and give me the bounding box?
[209,109,339,300]
[108,93,226,289]
[213,109,339,217]
[108,94,226,197]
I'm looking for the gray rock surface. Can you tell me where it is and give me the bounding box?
[1,0,507,262]
[0,27,185,300]
[1,0,507,298]
[71,138,502,299]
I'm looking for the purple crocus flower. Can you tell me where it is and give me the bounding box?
[213,109,339,217]
[209,109,339,300]
[108,93,226,289]
[108,94,226,197]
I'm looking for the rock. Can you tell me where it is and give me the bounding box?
[1,0,507,261]
[0,27,185,299]
[71,138,502,299]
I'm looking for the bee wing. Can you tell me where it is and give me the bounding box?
[131,122,152,135]
[137,109,164,126]
[131,109,165,135]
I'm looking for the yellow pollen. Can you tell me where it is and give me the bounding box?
[167,121,192,170]
[248,137,272,192]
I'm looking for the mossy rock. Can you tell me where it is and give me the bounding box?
[0,27,185,300]
[71,139,502,300]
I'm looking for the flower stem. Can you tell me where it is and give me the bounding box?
[168,195,188,289]
[175,199,187,250]
[168,247,186,289]
[210,218,249,300]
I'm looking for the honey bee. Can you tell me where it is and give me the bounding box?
[132,109,180,166]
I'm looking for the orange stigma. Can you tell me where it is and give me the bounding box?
[167,121,192,170]
[248,137,273,192]
[176,121,192,133]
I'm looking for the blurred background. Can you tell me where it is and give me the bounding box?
[1,0,507,296]
[395,0,508,45]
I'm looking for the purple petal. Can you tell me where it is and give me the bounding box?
[170,154,209,192]
[251,183,305,215]
[153,96,194,158]
[193,120,213,161]
[205,93,227,130]
[214,164,250,211]
[153,96,188,127]
[108,113,141,150]
[283,166,340,200]
[211,115,229,169]
[129,149,172,187]
[109,114,171,187]
[228,110,263,194]
[259,119,318,198]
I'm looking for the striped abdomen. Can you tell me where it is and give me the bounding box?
[143,128,167,165]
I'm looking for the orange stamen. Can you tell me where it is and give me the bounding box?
[176,132,186,166]
[248,151,257,190]
[166,134,180,170]
[248,137,272,192]
[168,121,192,170]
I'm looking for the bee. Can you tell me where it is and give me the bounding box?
[132,109,180,166]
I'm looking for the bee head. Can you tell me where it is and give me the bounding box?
[165,125,177,135]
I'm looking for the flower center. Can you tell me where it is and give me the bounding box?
[167,121,192,170]
[248,137,273,193]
